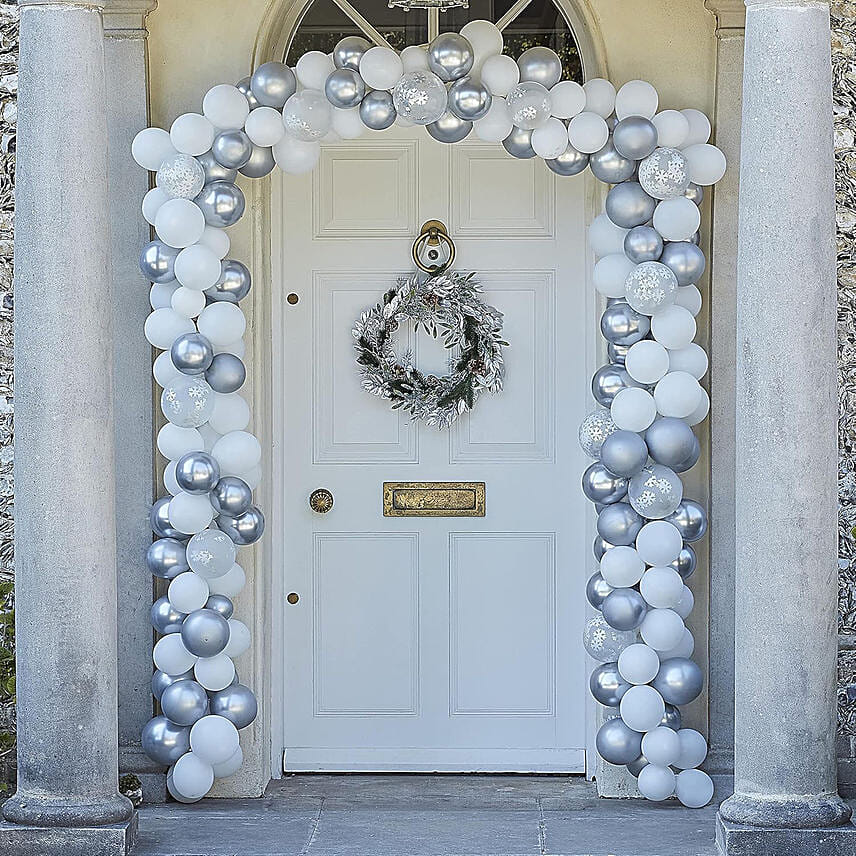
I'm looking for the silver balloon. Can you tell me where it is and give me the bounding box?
[142,715,190,765]
[661,703,683,731]
[596,501,644,546]
[608,342,630,365]
[593,536,613,561]
[502,127,536,159]
[206,258,251,304]
[195,181,246,228]
[628,464,684,520]
[660,241,706,286]
[673,435,701,474]
[147,538,188,579]
[171,332,214,376]
[236,76,260,110]
[197,149,238,184]
[591,363,635,407]
[333,35,372,71]
[448,76,492,121]
[579,409,618,458]
[250,61,297,109]
[582,462,628,505]
[160,679,210,726]
[150,496,181,538]
[605,181,656,229]
[175,451,221,495]
[324,68,366,109]
[427,111,472,143]
[644,417,697,469]
[600,303,650,346]
[596,716,643,764]
[690,231,701,246]
[205,594,234,620]
[584,615,636,663]
[652,657,704,706]
[665,499,708,542]
[626,754,649,777]
[359,90,397,130]
[218,505,265,545]
[671,544,697,580]
[601,587,648,631]
[586,571,614,609]
[600,431,649,479]
[638,146,691,200]
[205,353,246,394]
[624,226,663,264]
[427,32,474,82]
[685,183,704,205]
[516,46,562,88]
[239,145,276,179]
[210,683,258,729]
[212,130,253,170]
[546,146,589,176]
[180,608,231,658]
[612,116,658,160]
[151,597,187,635]
[589,139,636,184]
[589,661,630,707]
[210,476,253,517]
[151,667,193,701]
[140,240,178,284]
[156,153,206,200]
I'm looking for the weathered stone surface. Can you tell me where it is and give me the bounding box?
[0,815,137,856]
[717,817,856,856]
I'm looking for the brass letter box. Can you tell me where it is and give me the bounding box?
[383,482,485,517]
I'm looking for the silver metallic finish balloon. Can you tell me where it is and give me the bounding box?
[589,661,631,707]
[601,587,648,631]
[600,303,651,346]
[206,258,251,304]
[591,363,635,407]
[236,76,260,110]
[195,181,246,228]
[586,571,614,609]
[205,594,234,620]
[660,241,707,286]
[673,435,701,474]
[160,679,210,726]
[593,536,614,561]
[205,353,246,394]
[608,342,630,365]
[605,181,656,229]
[582,462,628,505]
[239,144,276,179]
[218,505,266,545]
[645,417,697,469]
[502,126,536,159]
[427,32,474,82]
[661,703,683,731]
[628,464,684,520]
[579,409,618,458]
[210,683,258,729]
[212,130,253,170]
[600,431,649,479]
[151,597,187,635]
[652,657,704,706]
[147,538,189,579]
[142,715,190,765]
[180,608,231,658]
[250,61,297,109]
[612,116,658,160]
[671,544,697,580]
[624,226,663,264]
[171,332,214,376]
[359,90,397,131]
[175,451,220,495]
[596,717,643,765]
[210,476,253,517]
[325,68,366,109]
[596,501,644,546]
[546,146,589,176]
[151,668,193,701]
[665,499,708,542]
[140,240,178,284]
[516,46,562,88]
[690,231,701,246]
[589,138,637,184]
[197,149,238,184]
[685,182,704,205]
[150,496,181,538]
[448,76,492,122]
[426,111,472,144]
[626,754,649,777]
[333,35,372,71]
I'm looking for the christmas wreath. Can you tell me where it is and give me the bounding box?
[353,270,507,428]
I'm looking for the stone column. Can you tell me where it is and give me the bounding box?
[0,0,135,853]
[717,0,854,851]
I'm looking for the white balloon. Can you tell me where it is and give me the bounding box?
[331,106,364,140]
[170,113,216,156]
[239,466,262,490]
[653,197,701,242]
[473,98,513,143]
[669,343,708,379]
[157,424,204,460]
[359,46,403,90]
[568,111,609,154]
[244,106,286,147]
[582,78,616,118]
[682,143,726,186]
[132,127,177,171]
[532,117,571,160]
[296,50,335,90]
[480,54,519,97]
[153,350,182,388]
[588,213,629,258]
[593,253,634,298]
[215,338,246,358]
[618,643,660,685]
[174,244,222,291]
[599,545,644,588]
[203,84,251,130]
[460,20,503,73]
[207,562,246,598]
[639,566,684,608]
[654,371,703,419]
[651,110,690,148]
[272,136,320,174]
[641,726,681,766]
[640,608,685,651]
[674,284,702,317]
[212,745,244,778]
[681,109,711,146]
[169,492,215,535]
[637,764,675,801]
[675,769,714,808]
[171,752,214,800]
[651,305,696,350]
[194,653,236,691]
[636,520,683,566]
[675,728,708,769]
[611,387,657,432]
[168,571,210,613]
[209,392,251,434]
[625,340,669,384]
[686,387,710,426]
[154,198,206,248]
[190,714,240,765]
[549,80,586,119]
[150,282,178,311]
[674,584,695,619]
[659,626,695,660]
[164,460,181,495]
[144,308,195,349]
[171,286,206,318]
[198,302,247,348]
[223,619,251,658]
[197,226,230,261]
[211,430,262,476]
[619,684,665,732]
[615,80,658,120]
[400,45,429,72]
[142,186,170,224]
[198,423,221,453]
[153,632,197,675]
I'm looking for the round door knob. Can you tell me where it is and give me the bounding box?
[309,488,334,513]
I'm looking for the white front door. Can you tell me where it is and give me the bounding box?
[273,124,591,772]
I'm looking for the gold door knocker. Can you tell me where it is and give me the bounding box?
[411,220,456,274]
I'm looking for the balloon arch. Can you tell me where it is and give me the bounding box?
[133,20,726,807]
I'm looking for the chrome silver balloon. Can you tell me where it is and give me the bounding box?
[151,597,187,635]
[197,149,238,184]
[589,661,631,707]
[141,715,190,765]
[600,303,650,346]
[206,258,251,304]
[660,241,707,286]
[608,342,630,366]
[140,240,178,284]
[596,502,644,546]
[652,657,704,706]
[516,46,562,88]
[448,76,492,121]
[146,538,189,579]
[586,571,614,609]
[150,496,181,539]
[359,90,397,131]
[665,499,708,542]
[626,754,649,777]
[180,608,231,658]
[205,594,234,620]
[325,68,366,109]
[218,505,266,546]
[624,225,663,264]
[212,130,253,170]
[660,703,683,731]
[427,111,472,144]
[644,417,697,469]
[239,144,276,179]
[582,462,629,505]
[605,181,656,229]
[593,536,613,561]
[602,587,648,631]
[673,435,701,473]
[195,181,246,228]
[671,544,697,580]
[210,683,258,729]
[502,126,536,159]
[333,35,372,71]
[596,717,643,765]
[427,32,474,82]
[151,668,193,701]
[205,353,246,394]
[612,116,658,160]
[685,182,704,205]
[546,146,589,176]
[236,76,260,110]
[250,61,297,109]
[628,464,683,520]
[160,679,210,726]
[210,476,253,517]
[175,451,221,495]
[171,332,214,376]
[591,363,635,407]
[589,139,636,184]
[600,430,649,479]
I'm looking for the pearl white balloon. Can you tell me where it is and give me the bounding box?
[674,284,703,317]
[171,286,206,318]
[244,106,286,147]
[198,302,246,348]
[620,684,665,732]
[168,571,210,613]
[194,654,236,691]
[203,84,251,130]
[674,585,695,619]
[642,726,681,766]
[682,143,727,185]
[659,626,695,660]
[582,78,616,118]
[686,387,710,426]
[197,423,221,453]
[638,764,676,801]
[153,632,197,675]
[550,80,586,119]
[359,46,403,90]
[653,197,701,242]
[144,308,195,349]
[640,608,685,651]
[600,545,644,588]
[238,465,262,490]
[589,213,629,257]
[296,50,335,90]
[223,619,251,658]
[211,430,262,476]
[212,745,244,778]
[676,769,714,808]
[171,752,214,800]
[174,244,222,291]
[593,253,634,298]
[400,45,429,72]
[651,305,697,350]
[170,113,215,156]
[615,80,658,120]
[681,109,711,146]
[207,562,246,598]
[190,714,240,765]
[157,424,204,460]
[568,112,610,154]
[611,387,657,432]
[155,198,206,249]
[272,136,320,174]
[625,340,669,384]
[669,343,708,379]
[618,643,660,685]
[198,226,230,260]
[639,566,684,608]
[480,54,519,97]
[531,117,571,160]
[163,460,181,495]
[208,392,251,434]
[150,282,178,311]
[460,19,503,73]
[675,728,708,769]
[132,126,177,172]
[654,371,703,418]
[473,98,513,143]
[331,106,364,140]
[652,110,690,148]
[153,350,181,388]
[636,520,683,566]
[169,492,215,535]
[142,186,170,224]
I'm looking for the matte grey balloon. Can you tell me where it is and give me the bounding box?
[546,146,589,176]
[205,353,246,394]
[596,502,644,546]
[195,181,246,228]
[151,668,193,701]
[333,35,372,71]
[180,608,231,658]
[218,505,266,546]
[196,149,238,184]
[596,717,643,765]
[140,240,178,284]
[250,61,297,109]
[600,303,650,346]
[171,332,214,375]
[612,116,658,160]
[359,90,397,130]
[593,536,613,561]
[626,754,648,777]
[671,544,697,580]
[586,571,614,609]
[600,430,649,478]
[146,538,189,579]
[427,32,474,82]
[589,139,636,184]
[142,715,190,765]
[644,417,697,469]
[661,703,683,731]
[624,225,663,263]
[601,587,648,631]
[160,679,209,726]
[210,476,253,517]
[207,258,251,304]
[205,594,234,620]
[516,46,562,88]
[239,144,276,179]
[426,111,472,143]
[589,661,631,707]
[150,496,181,539]
[665,499,708,542]
[582,462,628,505]
[210,683,258,729]
[448,76,492,121]
[660,241,706,286]
[673,435,701,473]
[212,130,253,170]
[502,126,536,159]
[605,181,656,229]
[175,451,221,495]
[607,342,629,365]
[236,76,260,110]
[150,597,187,635]
[591,363,635,407]
[684,182,704,205]
[652,657,704,706]
[325,68,366,109]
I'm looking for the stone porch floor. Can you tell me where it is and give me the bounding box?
[136,774,722,856]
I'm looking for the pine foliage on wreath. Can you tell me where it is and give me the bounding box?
[353,270,507,428]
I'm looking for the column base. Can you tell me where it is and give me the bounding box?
[719,791,852,828]
[1,791,134,827]
[717,815,856,856]
[0,813,137,856]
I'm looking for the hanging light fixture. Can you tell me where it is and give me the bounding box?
[388,0,468,11]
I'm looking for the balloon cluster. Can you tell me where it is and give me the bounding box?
[579,80,724,809]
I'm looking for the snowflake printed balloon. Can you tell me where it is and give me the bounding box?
[392,70,448,125]
[628,464,684,519]
[638,147,692,200]
[624,261,679,316]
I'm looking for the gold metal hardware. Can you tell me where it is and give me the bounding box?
[411,220,456,274]
[309,488,334,513]
[287,592,300,604]
[287,292,299,304]
[383,481,485,517]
